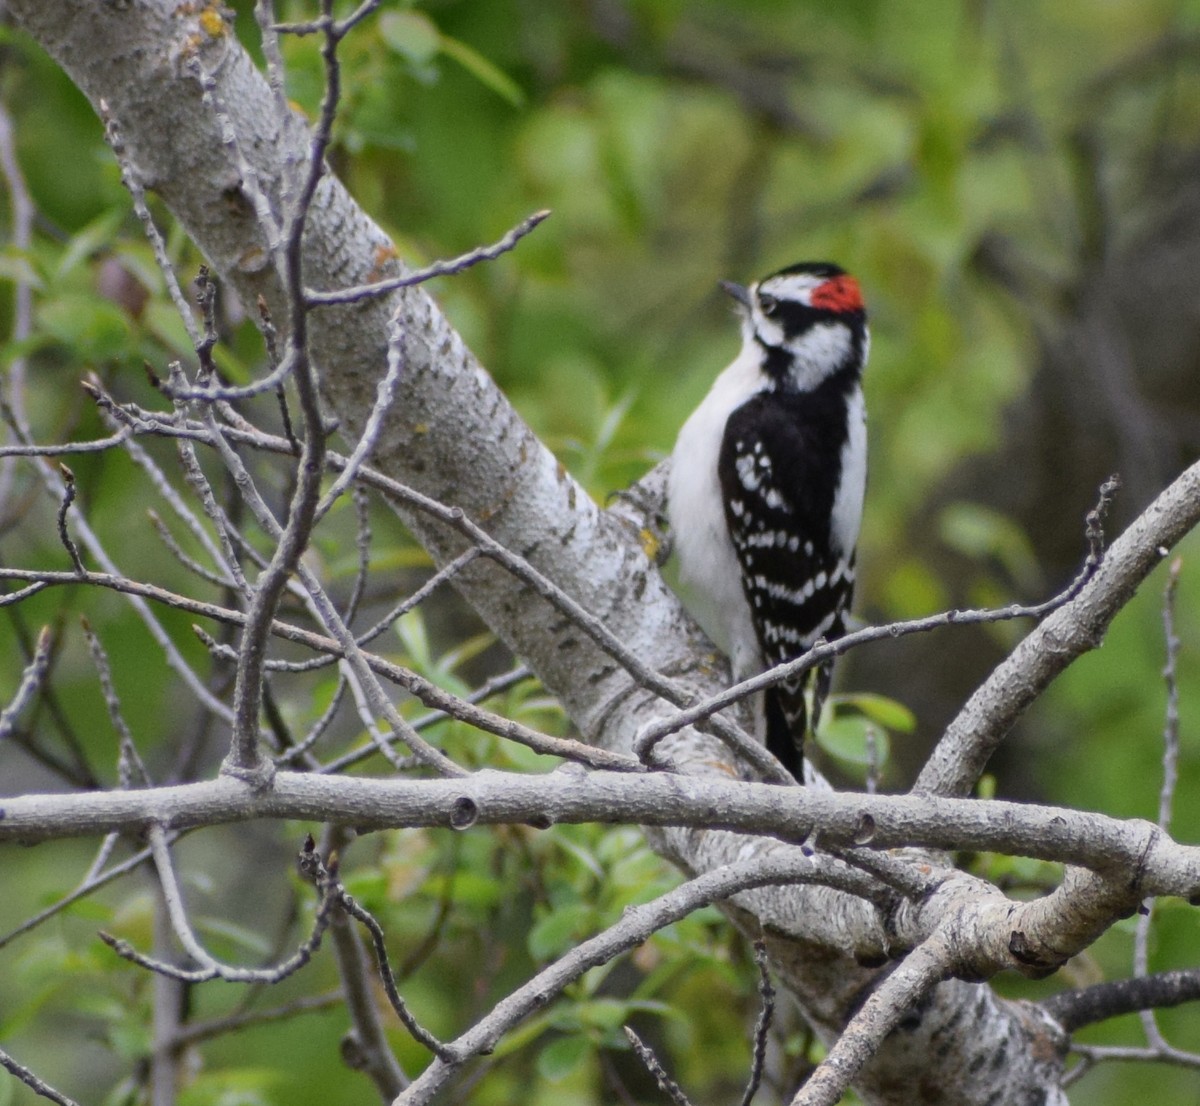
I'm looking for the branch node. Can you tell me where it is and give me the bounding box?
[449,796,479,831]
[218,754,277,793]
[55,465,85,575]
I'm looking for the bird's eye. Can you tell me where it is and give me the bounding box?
[758,294,779,317]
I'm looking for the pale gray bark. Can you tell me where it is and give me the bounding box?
[6,2,1200,1103]
[7,771,1200,900]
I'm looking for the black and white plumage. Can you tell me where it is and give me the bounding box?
[667,262,869,778]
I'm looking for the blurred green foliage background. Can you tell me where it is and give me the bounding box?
[2,0,1200,1103]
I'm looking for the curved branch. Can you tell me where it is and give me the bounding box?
[1044,968,1200,1033]
[9,5,1198,1103]
[916,459,1200,797]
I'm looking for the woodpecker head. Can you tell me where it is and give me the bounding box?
[723,261,868,392]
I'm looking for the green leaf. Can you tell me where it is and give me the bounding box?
[552,832,605,881]
[528,902,594,960]
[576,996,638,1032]
[425,868,503,909]
[342,869,388,906]
[54,209,125,279]
[60,897,114,923]
[379,10,441,66]
[939,501,1041,593]
[39,294,131,360]
[195,916,275,958]
[536,1033,590,1082]
[0,249,44,289]
[490,1011,555,1059]
[837,692,916,733]
[396,609,432,670]
[177,1067,281,1106]
[815,713,890,770]
[106,1021,153,1061]
[142,300,200,359]
[439,35,525,107]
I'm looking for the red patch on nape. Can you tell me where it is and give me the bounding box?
[811,274,864,313]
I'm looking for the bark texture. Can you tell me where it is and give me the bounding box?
[21,2,1200,1102]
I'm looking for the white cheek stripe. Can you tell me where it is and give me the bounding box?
[785,323,854,391]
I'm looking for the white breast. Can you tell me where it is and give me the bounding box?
[831,385,867,556]
[667,346,765,679]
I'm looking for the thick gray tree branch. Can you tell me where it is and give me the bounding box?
[917,459,1200,796]
[6,4,1200,1104]
[5,771,1200,901]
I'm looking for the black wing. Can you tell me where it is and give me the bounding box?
[718,390,856,776]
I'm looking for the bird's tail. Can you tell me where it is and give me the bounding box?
[764,663,831,781]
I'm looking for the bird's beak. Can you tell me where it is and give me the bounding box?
[720,280,752,308]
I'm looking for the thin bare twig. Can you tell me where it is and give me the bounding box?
[0,102,35,437]
[392,851,876,1106]
[1155,556,1183,834]
[80,616,151,787]
[91,394,247,592]
[1134,555,1185,1049]
[202,548,481,676]
[0,842,159,949]
[318,823,410,1098]
[55,464,85,574]
[624,1026,695,1106]
[0,608,95,787]
[0,1047,82,1106]
[160,343,298,403]
[314,310,406,523]
[1064,1041,1200,1087]
[273,674,349,765]
[147,509,238,589]
[0,428,132,458]
[168,990,343,1048]
[301,838,448,1058]
[319,664,533,774]
[789,938,948,1106]
[81,831,123,884]
[0,564,637,772]
[305,209,551,307]
[635,587,1088,761]
[161,369,254,588]
[739,940,775,1106]
[100,103,202,347]
[342,485,372,627]
[257,296,301,452]
[274,0,383,38]
[0,625,53,742]
[342,659,410,772]
[101,825,339,984]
